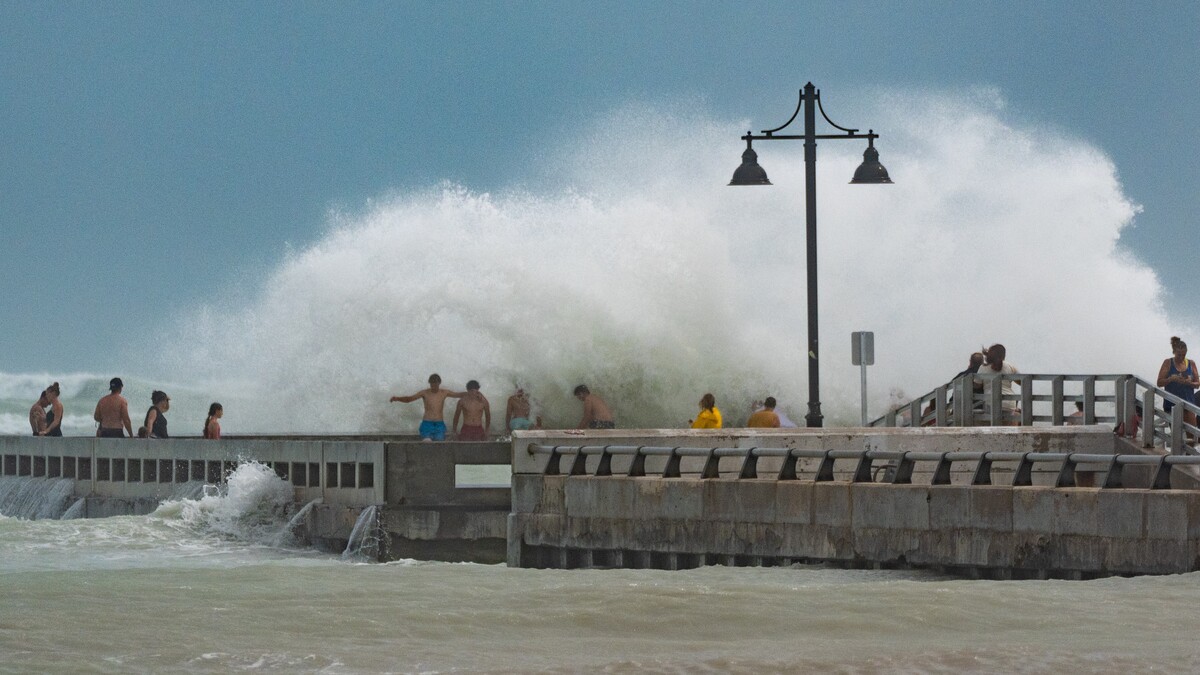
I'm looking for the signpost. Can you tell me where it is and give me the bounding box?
[851,331,874,425]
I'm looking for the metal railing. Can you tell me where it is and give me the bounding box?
[867,373,1200,455]
[528,444,1200,490]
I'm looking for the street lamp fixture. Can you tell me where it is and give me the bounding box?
[730,82,891,427]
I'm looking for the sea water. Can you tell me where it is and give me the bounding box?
[3,91,1198,672]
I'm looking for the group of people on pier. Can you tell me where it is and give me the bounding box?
[388,373,791,442]
[28,377,223,440]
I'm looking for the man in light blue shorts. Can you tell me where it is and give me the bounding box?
[390,374,464,441]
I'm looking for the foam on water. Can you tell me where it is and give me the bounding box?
[153,460,297,542]
[130,90,1182,432]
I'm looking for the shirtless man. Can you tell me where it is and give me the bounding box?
[94,377,133,438]
[574,384,615,429]
[389,373,464,441]
[453,380,491,442]
[506,388,534,432]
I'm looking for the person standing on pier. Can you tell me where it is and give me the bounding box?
[203,403,223,439]
[1157,336,1198,437]
[506,387,534,432]
[573,385,615,429]
[94,378,133,438]
[143,391,170,438]
[746,397,781,428]
[689,393,722,429]
[389,373,465,441]
[453,380,491,441]
[29,387,50,436]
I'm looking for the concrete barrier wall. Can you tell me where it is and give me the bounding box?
[508,428,1198,578]
[509,475,1200,577]
[0,436,385,507]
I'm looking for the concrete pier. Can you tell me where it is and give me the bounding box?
[507,427,1200,578]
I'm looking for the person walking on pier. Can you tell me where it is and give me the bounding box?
[203,403,223,439]
[453,380,491,441]
[390,373,465,441]
[506,387,535,432]
[1157,336,1198,438]
[143,391,170,439]
[746,397,781,428]
[573,385,615,429]
[690,393,722,429]
[94,378,133,438]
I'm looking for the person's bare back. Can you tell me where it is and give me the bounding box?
[574,384,615,429]
[94,391,133,437]
[455,392,490,428]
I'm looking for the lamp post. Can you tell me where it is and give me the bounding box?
[730,82,891,427]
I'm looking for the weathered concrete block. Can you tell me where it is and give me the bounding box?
[1048,534,1105,572]
[1010,532,1054,570]
[511,474,543,514]
[852,527,923,563]
[1053,490,1099,537]
[1145,491,1189,540]
[774,482,813,525]
[970,487,1013,531]
[1095,490,1145,539]
[731,522,785,557]
[564,477,635,519]
[379,509,439,539]
[704,480,777,522]
[852,484,929,530]
[928,486,971,529]
[1104,537,1192,575]
[661,479,705,520]
[1012,487,1055,533]
[811,482,853,527]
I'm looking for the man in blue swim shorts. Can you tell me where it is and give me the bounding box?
[390,374,465,441]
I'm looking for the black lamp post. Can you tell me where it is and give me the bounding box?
[730,82,891,428]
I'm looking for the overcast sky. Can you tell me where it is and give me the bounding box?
[2,0,1197,372]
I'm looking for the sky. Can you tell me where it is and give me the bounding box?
[1,0,1198,374]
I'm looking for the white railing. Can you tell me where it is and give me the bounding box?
[868,374,1200,455]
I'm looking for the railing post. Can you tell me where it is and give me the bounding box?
[988,377,1003,426]
[1083,376,1096,425]
[953,376,969,427]
[1171,405,1184,455]
[1114,377,1127,432]
[909,399,923,428]
[1020,375,1033,426]
[1051,376,1065,426]
[1142,389,1156,448]
[934,385,948,427]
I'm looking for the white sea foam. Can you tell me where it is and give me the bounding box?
[42,91,1198,430]
[153,461,297,542]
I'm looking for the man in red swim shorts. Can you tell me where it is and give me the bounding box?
[453,380,491,442]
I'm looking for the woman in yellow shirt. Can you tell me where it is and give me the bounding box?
[690,393,722,429]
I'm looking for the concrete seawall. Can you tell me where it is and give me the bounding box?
[508,427,1200,578]
[0,435,510,562]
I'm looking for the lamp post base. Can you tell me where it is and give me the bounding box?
[805,402,824,428]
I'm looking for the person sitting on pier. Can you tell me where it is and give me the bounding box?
[976,344,1020,425]
[143,390,170,438]
[203,402,223,439]
[1157,336,1198,441]
[506,387,535,432]
[573,385,615,429]
[453,380,491,441]
[389,373,465,441]
[747,397,781,428]
[94,377,133,438]
[1066,401,1085,425]
[689,393,723,429]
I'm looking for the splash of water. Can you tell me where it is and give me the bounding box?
[153,461,296,542]
[342,504,381,561]
[152,91,1178,430]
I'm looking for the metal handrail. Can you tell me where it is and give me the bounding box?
[866,373,1200,455]
[527,444,1200,490]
